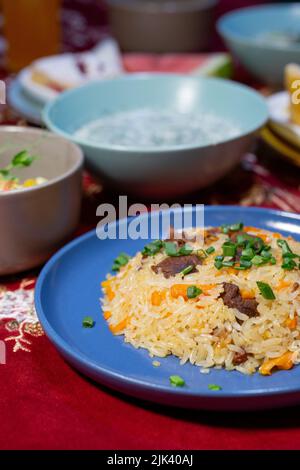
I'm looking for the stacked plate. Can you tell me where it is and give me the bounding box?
[8,39,124,125]
[262,91,300,167]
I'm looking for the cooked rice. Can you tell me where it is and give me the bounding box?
[101,227,300,375]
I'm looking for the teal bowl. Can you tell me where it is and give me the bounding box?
[218,4,300,86]
[43,74,268,198]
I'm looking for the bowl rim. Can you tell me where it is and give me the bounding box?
[43,73,269,154]
[217,3,300,53]
[0,126,84,198]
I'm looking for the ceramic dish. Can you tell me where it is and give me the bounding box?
[43,74,268,198]
[107,0,218,53]
[35,206,300,411]
[0,127,83,275]
[267,91,300,151]
[218,4,300,86]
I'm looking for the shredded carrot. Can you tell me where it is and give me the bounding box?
[103,311,112,320]
[225,268,237,275]
[259,351,295,375]
[101,279,115,301]
[277,279,292,291]
[285,317,298,330]
[170,284,215,300]
[199,284,217,292]
[170,284,189,300]
[241,289,255,299]
[109,317,129,334]
[272,233,282,239]
[151,290,166,306]
[243,227,270,242]
[243,226,263,232]
[164,312,172,318]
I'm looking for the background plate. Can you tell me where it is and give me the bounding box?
[35,206,300,411]
[8,77,44,126]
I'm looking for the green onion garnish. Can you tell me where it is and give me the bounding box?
[82,316,95,328]
[181,265,194,276]
[178,244,193,256]
[257,281,276,300]
[277,239,299,271]
[239,258,252,269]
[261,249,272,259]
[142,240,164,257]
[221,260,235,267]
[277,239,297,256]
[214,260,223,270]
[221,222,243,234]
[206,246,215,255]
[208,384,222,391]
[251,255,264,266]
[241,248,255,259]
[164,242,193,257]
[222,242,236,258]
[112,252,131,272]
[170,375,185,387]
[282,258,297,271]
[164,241,178,256]
[187,286,202,299]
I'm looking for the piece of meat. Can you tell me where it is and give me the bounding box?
[220,283,259,319]
[292,282,299,293]
[152,255,201,279]
[232,350,248,366]
[204,227,221,244]
[165,227,196,246]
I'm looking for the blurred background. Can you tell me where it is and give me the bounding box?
[0,0,273,71]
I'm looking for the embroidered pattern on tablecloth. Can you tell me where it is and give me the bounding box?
[0,279,44,353]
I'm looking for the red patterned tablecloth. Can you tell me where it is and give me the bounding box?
[1,0,300,451]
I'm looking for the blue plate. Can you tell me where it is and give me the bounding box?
[8,77,44,125]
[35,207,300,411]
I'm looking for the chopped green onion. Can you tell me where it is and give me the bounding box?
[221,222,243,234]
[142,240,163,257]
[251,255,264,266]
[214,260,223,270]
[164,241,178,257]
[112,252,131,272]
[270,257,276,265]
[206,246,215,255]
[222,242,236,258]
[257,281,276,300]
[82,316,95,328]
[234,266,248,271]
[178,244,193,256]
[215,255,224,261]
[187,286,202,299]
[239,258,252,269]
[221,260,235,267]
[230,222,244,231]
[277,239,294,255]
[170,375,185,387]
[181,265,194,276]
[241,248,255,259]
[282,258,297,271]
[261,249,272,259]
[208,384,222,391]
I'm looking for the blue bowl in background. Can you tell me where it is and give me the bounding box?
[43,74,268,198]
[218,4,300,86]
